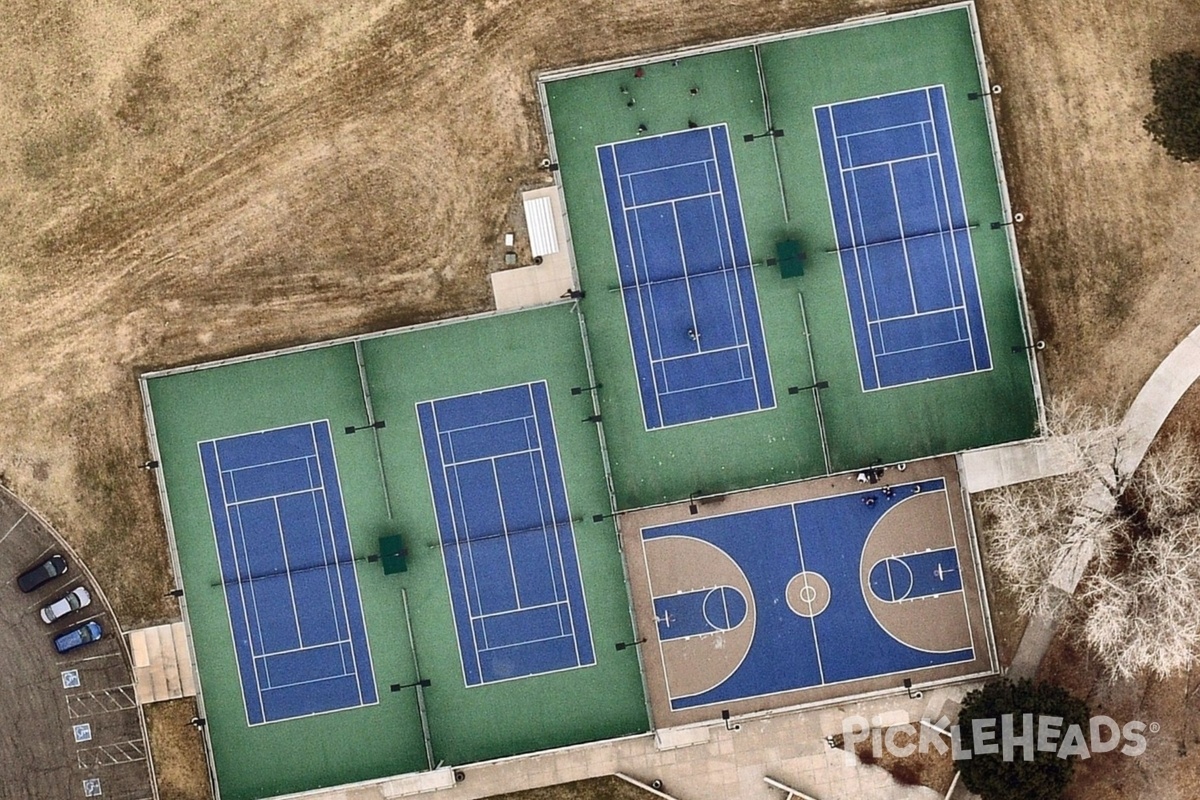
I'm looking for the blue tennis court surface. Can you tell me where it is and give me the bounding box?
[597,124,775,429]
[815,86,992,391]
[642,478,974,710]
[199,421,377,725]
[417,381,595,686]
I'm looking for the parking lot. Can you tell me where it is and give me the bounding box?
[0,487,154,800]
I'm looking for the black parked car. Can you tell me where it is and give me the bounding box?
[17,554,68,593]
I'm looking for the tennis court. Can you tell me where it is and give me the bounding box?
[623,463,991,722]
[597,123,775,429]
[416,381,595,686]
[815,85,991,391]
[198,420,377,726]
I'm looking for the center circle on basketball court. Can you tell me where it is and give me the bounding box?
[786,571,831,618]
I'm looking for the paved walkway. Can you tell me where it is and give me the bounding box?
[959,433,1094,493]
[128,621,196,705]
[276,686,977,800]
[1007,321,1200,678]
[194,332,1200,800]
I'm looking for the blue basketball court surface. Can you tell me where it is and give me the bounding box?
[869,547,962,602]
[597,124,775,429]
[199,420,377,725]
[417,381,595,686]
[815,86,992,391]
[640,478,975,710]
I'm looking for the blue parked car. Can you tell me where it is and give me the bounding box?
[54,620,102,654]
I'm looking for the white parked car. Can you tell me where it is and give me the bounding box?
[40,586,91,624]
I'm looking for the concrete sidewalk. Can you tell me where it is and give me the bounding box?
[1003,321,1200,679]
[274,687,979,800]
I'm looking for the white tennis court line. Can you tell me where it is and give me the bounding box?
[489,457,523,609]
[270,496,304,649]
[627,190,722,211]
[872,336,972,359]
[308,422,375,708]
[471,598,571,620]
[425,382,591,683]
[916,89,973,363]
[619,157,669,421]
[842,152,939,172]
[840,153,885,383]
[522,442,570,637]
[918,122,963,337]
[650,342,749,365]
[528,383,587,664]
[223,466,348,663]
[444,438,553,618]
[836,117,934,141]
[431,402,488,681]
[305,485,348,661]
[253,637,354,659]
[620,156,716,177]
[706,124,769,408]
[657,374,759,397]
[261,669,356,693]
[211,443,267,725]
[604,125,775,428]
[617,165,669,427]
[514,446,568,628]
[209,422,373,719]
[830,88,983,383]
[630,151,751,396]
[925,87,990,372]
[418,401,481,688]
[434,412,535,437]
[872,304,968,324]
[698,189,749,360]
[443,447,541,470]
[441,429,492,649]
[478,632,576,653]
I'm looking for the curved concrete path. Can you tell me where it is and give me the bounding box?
[1006,321,1200,678]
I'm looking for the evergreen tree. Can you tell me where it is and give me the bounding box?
[1144,51,1200,162]
[958,678,1090,800]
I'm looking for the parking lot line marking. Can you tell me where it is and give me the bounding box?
[0,511,27,545]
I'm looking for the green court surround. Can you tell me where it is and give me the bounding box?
[142,6,1037,799]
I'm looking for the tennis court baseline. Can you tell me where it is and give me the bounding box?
[199,421,377,726]
[417,381,595,686]
[597,124,775,429]
[815,86,991,391]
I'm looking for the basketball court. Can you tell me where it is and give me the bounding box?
[619,455,995,727]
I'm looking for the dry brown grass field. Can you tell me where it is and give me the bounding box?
[2,0,1199,797]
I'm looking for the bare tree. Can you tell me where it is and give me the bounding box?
[980,398,1200,679]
